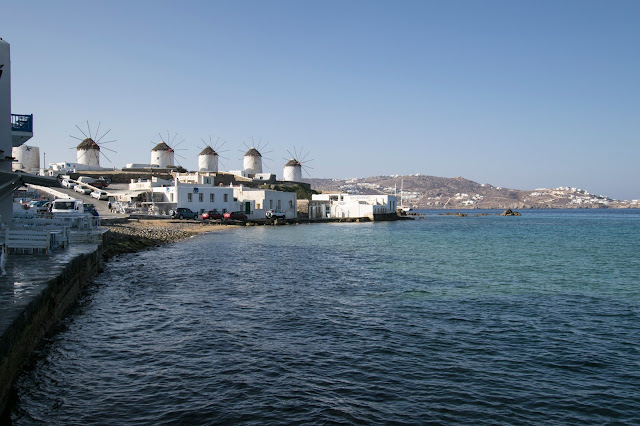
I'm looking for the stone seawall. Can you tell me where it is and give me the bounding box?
[0,241,105,415]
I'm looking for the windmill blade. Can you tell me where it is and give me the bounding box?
[98,140,116,144]
[101,146,117,153]
[70,135,84,141]
[100,150,113,164]
[95,121,101,140]
[172,137,184,148]
[75,125,89,139]
[96,128,112,143]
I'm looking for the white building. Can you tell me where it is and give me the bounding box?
[46,162,109,174]
[174,171,216,185]
[232,186,297,219]
[128,176,173,191]
[310,193,397,220]
[150,181,237,215]
[12,145,39,172]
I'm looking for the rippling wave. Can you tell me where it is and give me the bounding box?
[9,210,640,424]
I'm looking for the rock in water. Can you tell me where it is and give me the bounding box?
[501,208,521,216]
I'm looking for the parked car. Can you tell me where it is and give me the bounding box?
[78,176,109,189]
[37,202,51,214]
[90,190,109,200]
[27,200,46,209]
[265,209,286,219]
[51,198,83,213]
[74,185,92,194]
[223,211,247,221]
[170,207,198,220]
[201,210,223,220]
[61,179,76,189]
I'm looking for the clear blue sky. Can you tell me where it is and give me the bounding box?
[3,0,639,199]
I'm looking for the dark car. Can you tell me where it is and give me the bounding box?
[170,207,198,220]
[223,211,247,221]
[201,210,223,220]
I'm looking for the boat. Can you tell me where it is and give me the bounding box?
[398,179,412,212]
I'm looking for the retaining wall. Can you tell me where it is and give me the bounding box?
[0,239,105,415]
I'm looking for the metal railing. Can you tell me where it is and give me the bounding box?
[11,114,33,132]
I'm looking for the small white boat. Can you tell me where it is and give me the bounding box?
[397,179,412,212]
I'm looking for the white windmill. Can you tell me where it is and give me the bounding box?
[70,121,116,169]
[198,136,228,172]
[283,147,313,182]
[151,131,185,168]
[243,147,262,174]
[237,138,272,177]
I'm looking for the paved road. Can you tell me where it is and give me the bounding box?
[47,187,118,218]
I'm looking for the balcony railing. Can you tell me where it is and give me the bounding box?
[11,114,33,133]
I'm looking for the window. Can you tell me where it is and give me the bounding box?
[169,193,174,202]
[210,193,214,202]
[277,200,281,210]
[187,193,192,202]
[257,203,261,209]
[289,200,293,208]
[269,200,273,209]
[224,194,228,202]
[199,193,203,202]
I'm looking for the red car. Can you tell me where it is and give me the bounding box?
[223,211,247,220]
[201,210,223,220]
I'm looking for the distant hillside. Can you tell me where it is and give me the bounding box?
[303,175,639,209]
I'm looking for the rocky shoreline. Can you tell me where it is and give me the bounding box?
[102,219,235,259]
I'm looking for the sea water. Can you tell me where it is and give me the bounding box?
[8,210,640,424]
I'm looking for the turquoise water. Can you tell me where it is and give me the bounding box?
[9,209,640,424]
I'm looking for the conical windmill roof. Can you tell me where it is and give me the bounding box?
[285,159,300,167]
[77,138,100,150]
[244,148,261,157]
[199,146,218,156]
[152,142,172,151]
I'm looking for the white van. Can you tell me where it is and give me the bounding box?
[51,198,84,213]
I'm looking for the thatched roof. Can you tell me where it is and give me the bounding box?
[285,159,300,167]
[152,142,172,151]
[77,138,100,150]
[199,146,218,156]
[244,148,261,157]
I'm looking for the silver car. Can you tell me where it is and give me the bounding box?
[91,190,109,200]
